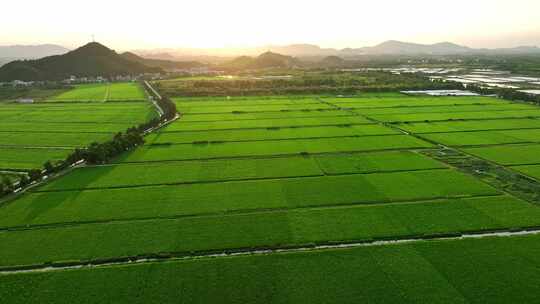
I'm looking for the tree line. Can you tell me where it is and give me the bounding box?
[467,84,540,104]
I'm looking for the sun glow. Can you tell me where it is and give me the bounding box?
[2,0,540,50]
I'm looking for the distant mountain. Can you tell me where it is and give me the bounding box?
[0,44,69,59]
[319,56,347,68]
[222,52,301,70]
[353,40,472,55]
[142,52,178,60]
[135,40,540,59]
[487,45,540,55]
[121,52,206,71]
[0,42,161,81]
[353,41,540,56]
[265,44,339,57]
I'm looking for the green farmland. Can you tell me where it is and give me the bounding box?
[50,84,109,102]
[48,82,146,102]
[0,86,155,170]
[2,93,540,302]
[1,234,540,303]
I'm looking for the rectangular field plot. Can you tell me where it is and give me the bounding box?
[355,103,533,116]
[118,135,433,162]
[368,109,540,123]
[0,122,136,133]
[8,107,155,124]
[40,151,444,191]
[0,102,149,114]
[397,118,540,134]
[0,103,156,124]
[0,100,156,170]
[0,169,498,228]
[3,234,539,304]
[176,103,334,114]
[106,83,146,101]
[147,124,399,144]
[315,150,446,174]
[180,110,352,122]
[163,116,372,132]
[174,96,321,107]
[324,96,503,108]
[463,144,540,166]
[0,132,114,148]
[1,195,539,269]
[420,129,540,146]
[0,148,70,170]
[39,157,325,191]
[48,84,109,102]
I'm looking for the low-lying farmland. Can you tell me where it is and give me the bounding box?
[118,135,433,162]
[41,151,445,191]
[179,110,352,122]
[0,169,498,228]
[176,103,334,114]
[0,94,155,170]
[165,115,371,131]
[368,109,540,123]
[1,195,539,268]
[49,84,109,102]
[419,128,540,146]
[397,118,540,133]
[322,96,503,108]
[2,234,540,303]
[47,83,147,102]
[106,82,146,101]
[2,92,540,302]
[0,148,71,170]
[147,124,399,144]
[463,144,540,166]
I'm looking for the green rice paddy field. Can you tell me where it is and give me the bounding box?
[2,93,540,302]
[0,83,154,170]
[2,234,540,304]
[48,83,146,102]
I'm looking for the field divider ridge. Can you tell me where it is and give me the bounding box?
[1,225,539,275]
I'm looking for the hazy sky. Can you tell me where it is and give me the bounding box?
[2,0,540,50]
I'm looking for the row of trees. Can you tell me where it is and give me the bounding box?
[0,83,177,200]
[467,84,540,104]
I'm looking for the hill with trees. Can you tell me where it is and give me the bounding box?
[222,52,301,70]
[0,42,160,81]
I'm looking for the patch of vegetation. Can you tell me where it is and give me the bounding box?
[423,147,540,204]
[155,71,462,96]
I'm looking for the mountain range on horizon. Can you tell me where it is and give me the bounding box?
[2,40,540,65]
[134,40,540,60]
[2,40,540,81]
